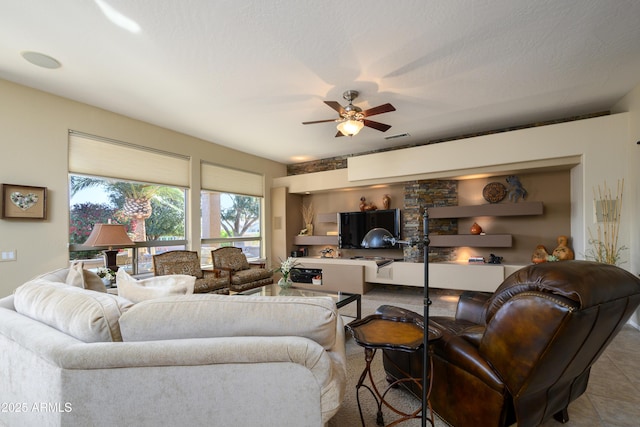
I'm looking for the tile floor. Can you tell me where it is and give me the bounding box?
[360,284,640,427]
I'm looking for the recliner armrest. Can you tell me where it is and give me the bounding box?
[431,328,504,391]
[375,304,424,328]
[455,291,491,324]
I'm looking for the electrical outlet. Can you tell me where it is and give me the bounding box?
[0,250,17,262]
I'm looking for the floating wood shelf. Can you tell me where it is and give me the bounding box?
[428,201,543,219]
[316,212,338,223]
[429,234,512,247]
[294,235,339,246]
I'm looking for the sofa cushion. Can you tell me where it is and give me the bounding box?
[65,261,108,293]
[217,250,250,272]
[13,279,132,342]
[116,269,195,303]
[119,294,338,349]
[33,267,68,283]
[229,267,272,285]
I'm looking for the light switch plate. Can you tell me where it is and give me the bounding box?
[0,250,17,261]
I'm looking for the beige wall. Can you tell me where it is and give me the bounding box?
[0,79,285,297]
[612,82,640,328]
[306,184,405,237]
[457,171,570,264]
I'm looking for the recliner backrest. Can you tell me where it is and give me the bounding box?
[479,261,640,426]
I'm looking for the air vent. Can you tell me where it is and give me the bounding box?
[384,132,410,140]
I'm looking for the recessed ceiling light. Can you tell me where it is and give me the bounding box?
[20,51,61,69]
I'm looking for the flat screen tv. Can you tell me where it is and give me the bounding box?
[338,208,401,249]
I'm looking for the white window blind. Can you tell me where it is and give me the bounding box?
[68,132,190,187]
[201,162,264,197]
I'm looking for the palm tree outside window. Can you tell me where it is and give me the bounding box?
[69,175,186,274]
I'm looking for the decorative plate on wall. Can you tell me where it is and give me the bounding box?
[483,182,507,203]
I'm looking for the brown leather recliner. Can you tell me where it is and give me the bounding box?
[380,260,640,427]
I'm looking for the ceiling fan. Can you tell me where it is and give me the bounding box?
[302,90,396,137]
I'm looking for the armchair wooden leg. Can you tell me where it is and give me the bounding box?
[553,408,569,423]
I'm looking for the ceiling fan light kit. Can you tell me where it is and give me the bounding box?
[303,90,396,138]
[337,119,364,136]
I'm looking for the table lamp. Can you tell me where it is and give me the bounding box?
[84,223,133,272]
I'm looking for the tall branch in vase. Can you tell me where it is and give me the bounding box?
[587,179,626,265]
[302,203,314,236]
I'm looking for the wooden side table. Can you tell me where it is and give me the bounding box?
[347,313,441,426]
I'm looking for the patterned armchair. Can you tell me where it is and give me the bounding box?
[152,250,229,294]
[211,247,273,292]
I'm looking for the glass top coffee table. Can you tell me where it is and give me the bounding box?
[237,283,361,322]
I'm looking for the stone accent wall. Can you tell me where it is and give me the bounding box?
[403,180,458,263]
[287,156,348,175]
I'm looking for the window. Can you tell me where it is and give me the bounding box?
[68,175,187,275]
[200,162,264,264]
[200,191,262,264]
[68,131,190,275]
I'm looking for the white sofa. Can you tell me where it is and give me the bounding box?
[0,268,346,427]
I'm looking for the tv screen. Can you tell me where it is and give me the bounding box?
[338,209,400,249]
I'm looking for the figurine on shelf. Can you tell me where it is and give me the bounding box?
[488,253,503,264]
[470,222,483,235]
[320,248,334,258]
[382,194,391,210]
[506,175,528,203]
[532,245,550,264]
[552,235,575,261]
[359,197,377,211]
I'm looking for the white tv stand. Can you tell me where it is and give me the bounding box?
[291,257,525,294]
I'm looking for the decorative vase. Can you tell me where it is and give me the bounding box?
[278,276,293,288]
[382,194,391,210]
[305,223,313,236]
[470,222,482,235]
[101,277,112,288]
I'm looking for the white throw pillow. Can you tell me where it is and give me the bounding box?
[14,279,132,342]
[116,269,195,303]
[65,261,107,293]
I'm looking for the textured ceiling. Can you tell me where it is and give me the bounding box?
[2,0,640,164]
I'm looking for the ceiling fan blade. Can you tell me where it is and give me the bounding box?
[363,119,392,132]
[335,131,345,138]
[362,103,396,117]
[302,119,337,125]
[324,101,346,115]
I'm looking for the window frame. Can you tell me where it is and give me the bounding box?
[200,191,264,261]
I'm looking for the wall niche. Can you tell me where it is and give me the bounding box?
[298,171,570,264]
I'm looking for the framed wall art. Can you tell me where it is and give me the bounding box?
[1,184,47,220]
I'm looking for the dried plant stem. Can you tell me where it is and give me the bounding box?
[301,203,314,225]
[588,179,624,264]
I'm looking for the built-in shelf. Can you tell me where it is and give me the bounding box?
[429,234,512,247]
[426,202,542,248]
[294,235,339,246]
[316,212,338,223]
[428,201,543,219]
